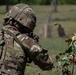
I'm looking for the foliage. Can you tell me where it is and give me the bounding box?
[59,0,76,5]
[56,36,76,75]
[0,0,51,5]
[0,0,76,5]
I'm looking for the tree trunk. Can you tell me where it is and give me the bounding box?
[6,0,9,13]
[51,0,58,12]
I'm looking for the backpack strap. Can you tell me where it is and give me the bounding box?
[1,29,30,57]
[0,29,30,75]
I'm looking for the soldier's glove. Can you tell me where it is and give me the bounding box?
[29,45,53,70]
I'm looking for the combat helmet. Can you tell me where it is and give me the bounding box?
[3,4,36,32]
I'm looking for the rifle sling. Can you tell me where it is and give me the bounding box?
[1,29,29,57]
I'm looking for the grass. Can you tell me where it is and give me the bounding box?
[0,5,76,75]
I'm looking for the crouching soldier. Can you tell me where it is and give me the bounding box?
[0,4,53,75]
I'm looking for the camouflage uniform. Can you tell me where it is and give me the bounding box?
[0,4,53,75]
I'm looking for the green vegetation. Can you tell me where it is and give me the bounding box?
[0,5,76,75]
[1,0,76,5]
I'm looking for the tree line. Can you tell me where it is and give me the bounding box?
[0,0,76,5]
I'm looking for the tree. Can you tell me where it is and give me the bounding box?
[0,0,76,5]
[5,0,9,12]
[51,0,58,12]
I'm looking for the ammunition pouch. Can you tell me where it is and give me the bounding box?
[0,60,17,75]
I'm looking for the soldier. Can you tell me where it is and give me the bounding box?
[0,4,53,75]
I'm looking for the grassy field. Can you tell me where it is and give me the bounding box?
[0,5,76,75]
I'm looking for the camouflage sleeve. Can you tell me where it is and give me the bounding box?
[28,37,53,70]
[17,33,53,70]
